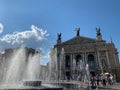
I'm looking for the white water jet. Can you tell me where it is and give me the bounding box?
[25,52,40,80]
[1,46,41,85]
[49,48,58,81]
[59,48,64,80]
[4,47,26,84]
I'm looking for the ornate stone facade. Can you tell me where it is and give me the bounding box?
[53,28,120,82]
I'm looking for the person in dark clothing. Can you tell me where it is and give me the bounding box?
[102,74,107,86]
[96,74,100,86]
[90,75,97,89]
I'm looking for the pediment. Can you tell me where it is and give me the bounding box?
[62,36,97,45]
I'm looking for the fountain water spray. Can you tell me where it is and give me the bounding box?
[49,48,58,81]
[0,46,41,86]
[4,47,26,84]
[25,52,40,80]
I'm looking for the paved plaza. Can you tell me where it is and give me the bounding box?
[54,81,120,90]
[99,83,120,90]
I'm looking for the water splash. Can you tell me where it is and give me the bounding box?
[1,46,40,85]
[25,52,40,80]
[4,47,26,84]
[49,48,58,81]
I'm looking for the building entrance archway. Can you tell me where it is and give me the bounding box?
[88,54,95,68]
[75,55,82,67]
[65,55,71,68]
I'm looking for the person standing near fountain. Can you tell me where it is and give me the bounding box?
[101,73,107,86]
[90,74,97,89]
[91,76,96,86]
[96,74,100,86]
[108,74,113,85]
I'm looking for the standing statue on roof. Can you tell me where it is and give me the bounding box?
[76,28,80,36]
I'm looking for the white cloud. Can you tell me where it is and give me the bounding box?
[0,25,49,45]
[0,23,3,33]
[40,51,50,65]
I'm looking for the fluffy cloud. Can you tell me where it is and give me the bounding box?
[0,23,3,33]
[40,50,50,65]
[0,25,49,45]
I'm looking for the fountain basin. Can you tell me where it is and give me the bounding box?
[23,80,42,86]
[0,87,63,90]
[0,84,63,90]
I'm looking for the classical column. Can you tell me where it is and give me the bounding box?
[116,54,119,67]
[70,53,73,67]
[113,54,117,67]
[97,51,103,72]
[72,53,76,80]
[85,51,87,64]
[72,53,75,66]
[95,51,99,68]
[106,51,110,68]
[82,52,85,65]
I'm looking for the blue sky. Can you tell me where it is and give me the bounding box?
[0,0,120,64]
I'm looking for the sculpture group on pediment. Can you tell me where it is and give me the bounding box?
[96,28,101,35]
[57,33,61,40]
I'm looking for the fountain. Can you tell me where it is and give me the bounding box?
[0,46,63,90]
[0,46,102,90]
[48,47,92,90]
[49,48,58,81]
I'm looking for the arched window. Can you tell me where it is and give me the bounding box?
[101,59,107,69]
[88,54,95,67]
[65,55,71,67]
[76,55,82,67]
